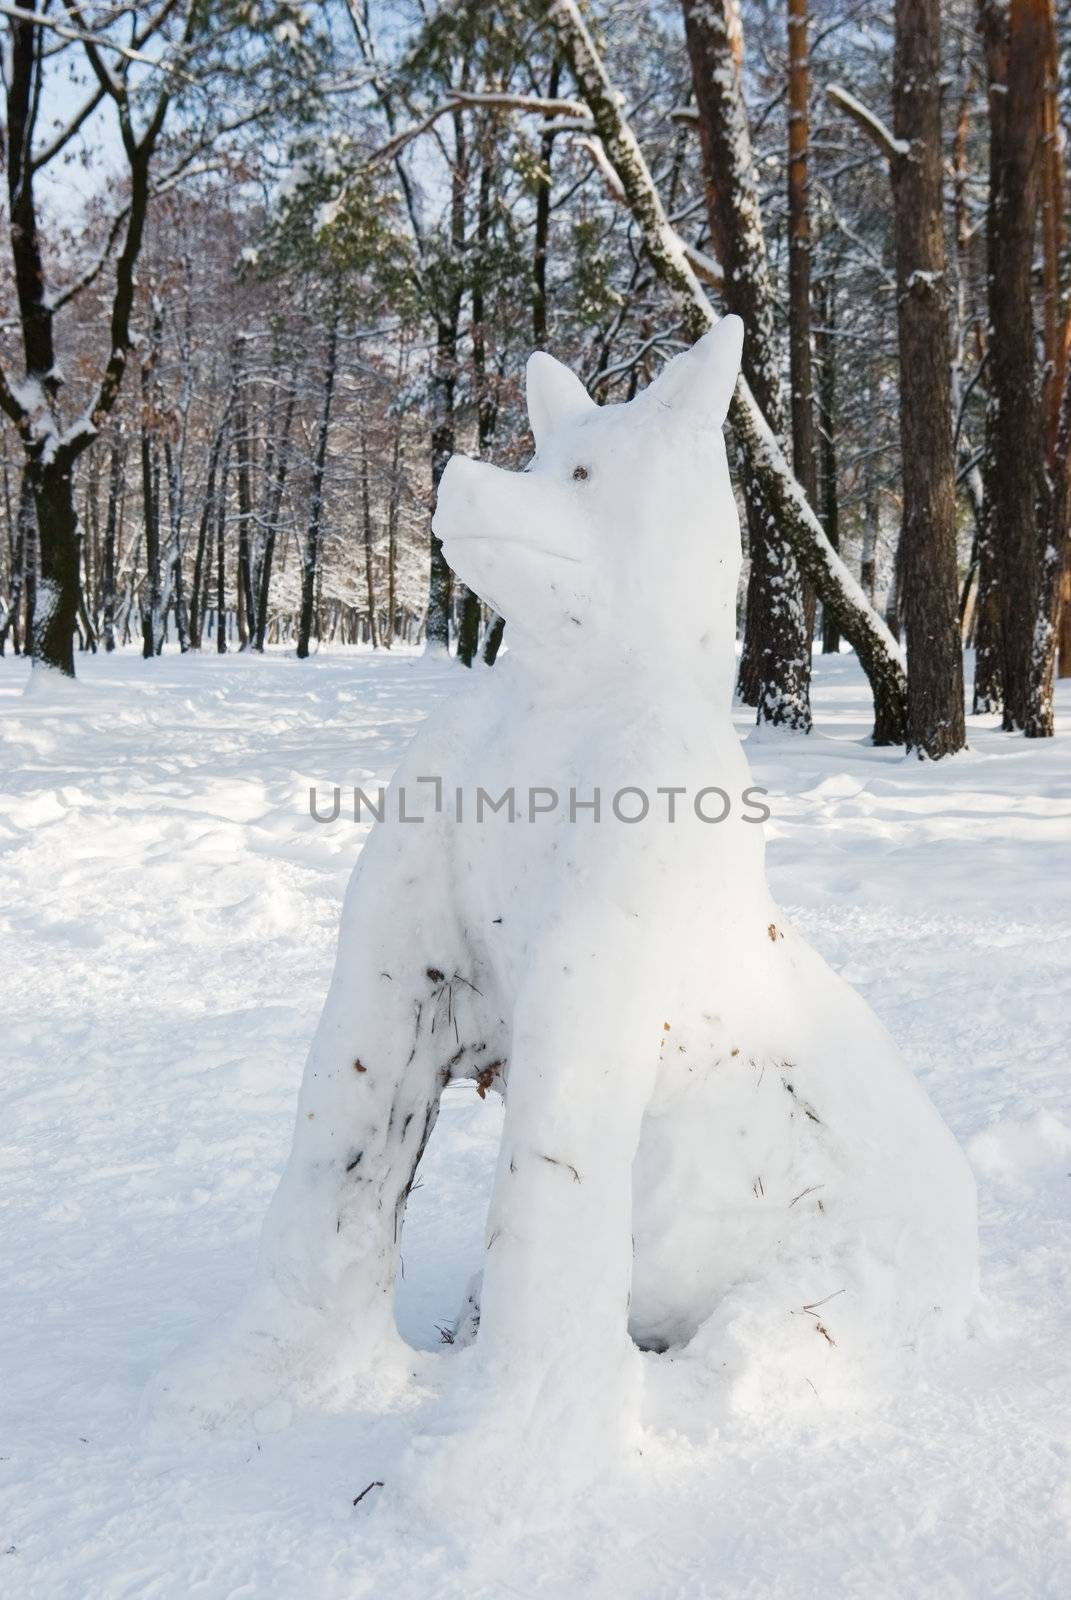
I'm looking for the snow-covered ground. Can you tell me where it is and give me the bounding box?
[1,646,1068,1599]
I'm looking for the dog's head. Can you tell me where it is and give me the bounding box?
[434,317,743,662]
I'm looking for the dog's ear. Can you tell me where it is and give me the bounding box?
[644,317,743,427]
[526,352,596,451]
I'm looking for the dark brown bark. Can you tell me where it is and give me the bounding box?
[233,338,255,649]
[139,312,162,658]
[533,60,561,349]
[255,379,296,654]
[428,107,468,654]
[458,139,498,669]
[814,277,841,654]
[360,422,379,649]
[101,435,122,653]
[980,0,1046,732]
[298,299,341,660]
[788,0,818,644]
[682,0,811,730]
[888,0,965,755]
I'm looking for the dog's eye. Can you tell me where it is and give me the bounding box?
[572,465,589,482]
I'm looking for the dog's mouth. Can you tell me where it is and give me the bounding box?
[442,532,583,566]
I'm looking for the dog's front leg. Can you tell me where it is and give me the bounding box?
[472,916,666,1465]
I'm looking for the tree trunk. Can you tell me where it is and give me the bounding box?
[815,276,841,654]
[29,454,80,675]
[216,439,230,656]
[458,136,498,669]
[483,613,506,665]
[787,0,818,645]
[386,409,403,648]
[981,0,1045,732]
[427,108,468,655]
[533,60,561,348]
[1023,0,1070,735]
[190,415,227,651]
[233,337,255,649]
[255,378,296,654]
[1057,546,1071,678]
[102,436,122,653]
[889,0,966,756]
[298,298,341,660]
[360,421,379,649]
[682,0,812,731]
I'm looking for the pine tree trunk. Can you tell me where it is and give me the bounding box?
[890,0,966,756]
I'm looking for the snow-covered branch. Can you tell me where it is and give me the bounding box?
[369,90,591,167]
[826,84,909,165]
[0,1,184,78]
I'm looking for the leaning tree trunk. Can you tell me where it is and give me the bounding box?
[549,0,906,743]
[888,0,965,756]
[682,0,812,731]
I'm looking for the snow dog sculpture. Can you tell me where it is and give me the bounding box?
[159,318,977,1460]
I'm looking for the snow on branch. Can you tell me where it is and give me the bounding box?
[369,90,591,167]
[826,84,909,164]
[574,135,627,204]
[0,2,183,79]
[682,241,724,291]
